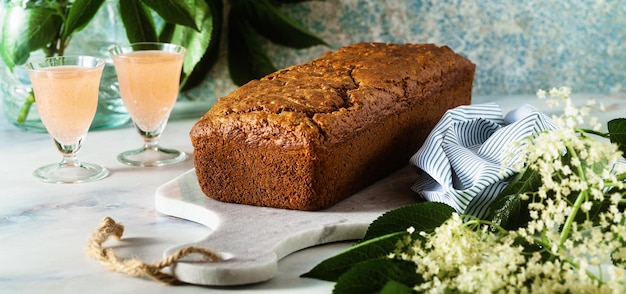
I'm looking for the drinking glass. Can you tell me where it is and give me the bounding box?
[109,42,187,167]
[25,56,109,183]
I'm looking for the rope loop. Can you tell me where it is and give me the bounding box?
[86,217,220,285]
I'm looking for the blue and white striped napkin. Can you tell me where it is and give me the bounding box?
[409,103,557,218]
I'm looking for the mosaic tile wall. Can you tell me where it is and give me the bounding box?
[186,0,626,103]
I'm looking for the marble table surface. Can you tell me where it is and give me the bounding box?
[1,93,625,293]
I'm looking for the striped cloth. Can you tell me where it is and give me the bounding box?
[409,103,557,218]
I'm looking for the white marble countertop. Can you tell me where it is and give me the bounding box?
[1,93,625,293]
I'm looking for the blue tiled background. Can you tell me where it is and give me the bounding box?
[188,0,626,102]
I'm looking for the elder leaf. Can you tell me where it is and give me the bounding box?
[488,193,525,231]
[487,165,540,230]
[362,202,455,242]
[608,118,626,157]
[300,231,408,282]
[302,203,452,282]
[332,258,422,294]
[498,165,542,198]
[378,280,415,294]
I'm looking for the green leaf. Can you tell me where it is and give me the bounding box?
[159,22,176,43]
[119,0,158,43]
[164,0,213,85]
[0,6,62,69]
[180,0,223,91]
[567,145,611,226]
[301,231,409,281]
[227,16,277,85]
[362,202,456,242]
[575,197,610,226]
[608,118,626,157]
[332,258,422,294]
[302,202,453,283]
[488,193,524,231]
[62,0,106,39]
[234,0,327,49]
[140,0,199,31]
[487,166,540,230]
[378,279,415,294]
[498,165,542,198]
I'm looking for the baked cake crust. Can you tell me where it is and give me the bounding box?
[190,42,475,210]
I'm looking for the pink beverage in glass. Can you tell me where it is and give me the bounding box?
[109,42,187,167]
[29,66,100,145]
[25,56,108,183]
[113,51,184,132]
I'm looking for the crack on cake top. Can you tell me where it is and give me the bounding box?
[213,43,449,119]
[219,60,358,119]
[203,43,462,146]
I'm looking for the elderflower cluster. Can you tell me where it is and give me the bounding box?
[392,214,528,293]
[393,87,626,292]
[394,214,620,293]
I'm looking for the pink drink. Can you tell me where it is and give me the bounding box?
[28,66,101,145]
[112,51,184,132]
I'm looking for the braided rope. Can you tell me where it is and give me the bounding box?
[86,217,220,285]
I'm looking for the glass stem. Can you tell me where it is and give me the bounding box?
[144,138,160,151]
[54,139,82,166]
[60,154,81,168]
[135,123,164,151]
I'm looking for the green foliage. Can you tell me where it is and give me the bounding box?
[140,0,199,31]
[608,118,626,156]
[1,0,325,85]
[332,259,422,294]
[301,231,409,281]
[362,202,455,241]
[1,0,326,123]
[227,15,277,86]
[305,90,626,292]
[62,0,106,40]
[488,165,540,230]
[303,202,453,292]
[1,5,63,69]
[179,0,223,90]
[234,0,327,49]
[118,0,158,43]
[489,119,626,232]
[166,0,213,87]
[117,0,211,84]
[227,0,327,86]
[378,279,416,294]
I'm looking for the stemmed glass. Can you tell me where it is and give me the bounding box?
[109,42,187,167]
[25,56,109,183]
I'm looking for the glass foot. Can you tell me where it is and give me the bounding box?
[118,146,186,167]
[34,162,109,184]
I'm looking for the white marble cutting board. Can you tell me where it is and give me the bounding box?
[154,166,420,286]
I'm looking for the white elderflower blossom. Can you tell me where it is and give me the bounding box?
[392,87,626,292]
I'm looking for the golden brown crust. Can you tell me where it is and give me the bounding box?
[190,42,475,210]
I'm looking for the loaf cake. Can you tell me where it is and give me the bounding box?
[190,42,475,210]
